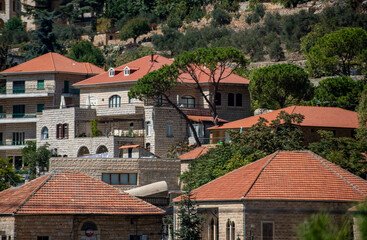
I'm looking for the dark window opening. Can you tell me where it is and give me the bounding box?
[215,93,221,106]
[13,105,25,118]
[228,93,234,106]
[13,81,25,94]
[262,222,274,240]
[236,93,242,106]
[102,173,137,185]
[37,80,44,90]
[181,96,195,108]
[128,148,133,158]
[37,104,44,113]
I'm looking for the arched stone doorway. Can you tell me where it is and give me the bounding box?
[77,146,90,157]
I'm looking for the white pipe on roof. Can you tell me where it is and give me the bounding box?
[125,181,168,197]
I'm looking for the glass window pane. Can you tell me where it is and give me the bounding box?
[111,174,119,185]
[102,173,110,184]
[121,174,128,185]
[129,173,137,185]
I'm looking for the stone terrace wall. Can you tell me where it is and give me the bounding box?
[50,157,181,191]
[0,216,14,239]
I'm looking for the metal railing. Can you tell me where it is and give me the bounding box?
[0,139,35,146]
[62,88,80,94]
[0,87,55,94]
[0,113,38,119]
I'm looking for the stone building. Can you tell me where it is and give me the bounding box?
[0,52,103,167]
[0,0,19,31]
[0,171,165,240]
[173,151,367,240]
[210,105,360,144]
[37,54,250,158]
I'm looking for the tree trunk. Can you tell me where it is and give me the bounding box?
[163,95,202,147]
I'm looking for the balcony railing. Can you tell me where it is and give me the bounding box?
[0,139,36,146]
[0,113,38,119]
[62,88,80,94]
[0,87,55,95]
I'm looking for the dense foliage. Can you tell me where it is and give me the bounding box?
[310,76,365,110]
[249,63,313,110]
[119,18,151,44]
[0,158,22,191]
[67,40,106,67]
[22,142,52,180]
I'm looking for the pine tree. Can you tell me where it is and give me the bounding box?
[175,189,204,240]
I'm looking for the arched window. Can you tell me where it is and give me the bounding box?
[109,95,121,108]
[81,221,98,231]
[41,127,49,139]
[108,68,115,77]
[215,93,221,106]
[209,219,215,240]
[226,220,230,240]
[231,221,235,240]
[96,145,108,154]
[236,93,242,106]
[146,121,151,136]
[124,66,130,76]
[181,96,195,108]
[77,146,90,157]
[228,93,234,106]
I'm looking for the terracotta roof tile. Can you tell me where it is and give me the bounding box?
[210,106,359,130]
[187,115,228,123]
[179,146,211,160]
[73,54,249,87]
[1,53,104,75]
[0,171,165,215]
[174,151,367,202]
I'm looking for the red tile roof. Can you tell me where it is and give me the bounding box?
[174,151,367,202]
[119,144,141,149]
[179,146,210,160]
[73,54,249,87]
[0,171,165,215]
[210,106,359,130]
[1,52,104,75]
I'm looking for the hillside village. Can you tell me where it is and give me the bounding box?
[1,0,367,239]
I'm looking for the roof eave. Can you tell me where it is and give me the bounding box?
[73,80,138,88]
[1,71,101,76]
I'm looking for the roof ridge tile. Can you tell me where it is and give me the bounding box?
[309,151,367,197]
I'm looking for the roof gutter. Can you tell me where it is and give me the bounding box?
[73,80,138,88]
[1,71,101,76]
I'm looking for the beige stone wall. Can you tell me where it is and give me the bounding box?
[0,216,14,239]
[50,157,181,191]
[14,214,163,240]
[302,126,355,144]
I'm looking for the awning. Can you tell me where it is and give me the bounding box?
[119,144,140,149]
[187,115,228,123]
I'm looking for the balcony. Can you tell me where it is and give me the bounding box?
[0,139,36,150]
[0,113,39,124]
[62,88,80,97]
[0,87,55,98]
[95,105,144,117]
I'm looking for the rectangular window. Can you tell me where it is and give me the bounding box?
[236,94,242,106]
[102,173,137,185]
[262,222,274,240]
[14,156,22,170]
[13,81,25,94]
[1,235,6,240]
[0,105,4,118]
[228,93,234,106]
[0,132,3,145]
[128,148,133,158]
[56,123,68,139]
[37,104,44,113]
[13,105,25,118]
[215,93,221,106]
[167,123,173,137]
[129,235,148,240]
[12,132,24,145]
[63,81,70,93]
[37,80,44,90]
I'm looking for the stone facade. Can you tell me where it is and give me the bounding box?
[50,157,181,191]
[0,0,19,31]
[176,200,354,240]
[0,214,163,240]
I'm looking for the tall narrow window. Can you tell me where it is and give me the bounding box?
[12,132,25,145]
[109,95,121,108]
[181,96,195,108]
[63,123,69,138]
[129,123,134,137]
[262,222,274,240]
[63,81,70,93]
[167,122,173,137]
[236,93,242,106]
[231,222,235,240]
[146,121,151,136]
[128,148,133,158]
[124,66,130,76]
[41,127,49,140]
[146,143,150,152]
[215,93,221,106]
[228,93,234,106]
[37,80,44,90]
[226,220,230,240]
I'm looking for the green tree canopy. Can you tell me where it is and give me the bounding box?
[211,8,232,27]
[67,40,105,67]
[311,76,365,111]
[22,142,52,180]
[173,47,249,126]
[305,27,367,76]
[0,158,22,191]
[249,63,313,110]
[119,18,151,44]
